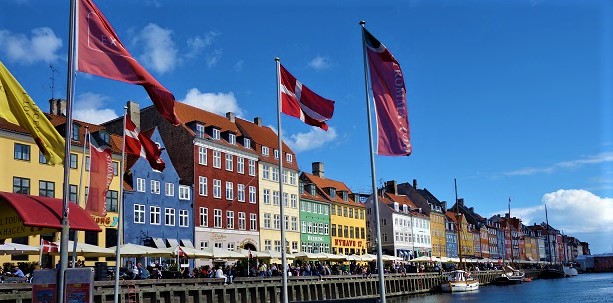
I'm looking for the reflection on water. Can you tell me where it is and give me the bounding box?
[386,273,613,303]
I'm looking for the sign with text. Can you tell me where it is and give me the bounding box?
[65,268,94,303]
[32,269,57,303]
[0,204,55,239]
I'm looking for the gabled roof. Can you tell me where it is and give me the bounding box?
[380,193,428,218]
[174,102,241,135]
[302,172,364,208]
[235,117,298,170]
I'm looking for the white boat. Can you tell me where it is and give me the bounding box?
[441,270,479,292]
[493,266,525,285]
[563,265,578,277]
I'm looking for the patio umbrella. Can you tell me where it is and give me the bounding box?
[51,241,114,257]
[319,253,345,261]
[109,243,172,257]
[411,256,433,262]
[381,254,403,262]
[200,247,244,259]
[238,248,271,258]
[164,246,213,258]
[359,253,377,262]
[0,243,40,255]
[259,249,295,259]
[343,254,362,261]
[293,252,327,260]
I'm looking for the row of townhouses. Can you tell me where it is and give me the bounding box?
[0,99,589,267]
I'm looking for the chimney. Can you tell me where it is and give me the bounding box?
[49,98,66,115]
[385,180,398,195]
[458,198,464,206]
[312,162,324,178]
[469,207,474,212]
[254,117,262,126]
[226,112,235,123]
[412,179,418,189]
[127,101,140,129]
[442,201,447,212]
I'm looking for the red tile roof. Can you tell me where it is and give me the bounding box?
[175,102,241,135]
[302,172,364,208]
[380,193,428,218]
[235,117,298,170]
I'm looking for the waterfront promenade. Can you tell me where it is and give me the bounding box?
[0,270,540,303]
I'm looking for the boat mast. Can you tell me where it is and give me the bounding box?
[508,197,513,267]
[454,178,464,270]
[545,204,552,265]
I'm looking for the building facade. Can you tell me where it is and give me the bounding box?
[299,180,331,253]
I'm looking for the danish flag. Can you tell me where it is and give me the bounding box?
[124,114,165,171]
[41,239,59,253]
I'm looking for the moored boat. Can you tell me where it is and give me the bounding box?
[492,266,525,285]
[539,264,565,279]
[441,270,479,292]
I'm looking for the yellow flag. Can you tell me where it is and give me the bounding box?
[0,60,65,165]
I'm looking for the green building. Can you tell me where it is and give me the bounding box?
[299,179,331,253]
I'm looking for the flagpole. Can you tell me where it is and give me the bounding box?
[39,238,44,268]
[113,107,127,303]
[274,57,289,303]
[359,20,386,303]
[72,127,89,268]
[58,0,78,301]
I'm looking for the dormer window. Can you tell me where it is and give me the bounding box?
[212,128,221,140]
[228,133,236,144]
[393,202,399,211]
[196,124,205,138]
[342,191,348,201]
[310,185,316,196]
[262,146,269,156]
[244,138,251,148]
[328,188,336,199]
[274,150,279,159]
[403,204,408,213]
[286,153,293,163]
[72,124,80,141]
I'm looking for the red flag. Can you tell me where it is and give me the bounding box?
[363,28,412,156]
[280,65,335,130]
[41,239,59,253]
[86,138,114,217]
[125,114,165,171]
[77,0,181,126]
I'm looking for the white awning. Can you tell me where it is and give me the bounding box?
[166,238,180,247]
[181,239,194,248]
[152,238,167,248]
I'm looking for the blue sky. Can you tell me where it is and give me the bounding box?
[1,0,612,254]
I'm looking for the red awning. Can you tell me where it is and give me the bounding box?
[0,192,101,232]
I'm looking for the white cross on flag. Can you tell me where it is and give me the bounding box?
[280,65,335,130]
[125,114,165,171]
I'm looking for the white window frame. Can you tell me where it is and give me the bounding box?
[283,192,289,207]
[225,154,233,171]
[289,172,296,185]
[263,189,271,204]
[199,176,208,196]
[291,194,297,208]
[274,149,279,159]
[237,157,244,174]
[264,213,271,229]
[165,183,174,196]
[229,133,236,145]
[179,209,189,227]
[212,128,220,140]
[165,208,175,226]
[214,209,222,228]
[134,204,145,224]
[151,180,160,194]
[213,150,221,168]
[248,160,256,176]
[286,153,293,163]
[244,138,251,148]
[249,186,257,203]
[198,146,207,165]
[200,207,208,227]
[262,164,270,179]
[262,146,269,156]
[237,184,245,202]
[291,216,297,231]
[136,178,145,192]
[226,181,234,200]
[250,213,257,230]
[272,167,279,181]
[179,185,190,200]
[213,179,222,198]
[150,206,161,225]
[273,214,280,230]
[273,191,279,206]
[226,211,234,229]
[238,212,246,230]
[196,124,205,138]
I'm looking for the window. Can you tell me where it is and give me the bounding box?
[290,194,297,208]
[237,184,245,202]
[39,181,55,197]
[274,149,279,159]
[292,241,298,252]
[134,204,145,224]
[342,191,348,201]
[331,224,336,236]
[199,207,208,227]
[272,167,279,181]
[226,211,234,229]
[244,138,251,148]
[196,124,205,138]
[329,188,336,199]
[289,172,296,185]
[291,217,297,231]
[250,213,257,230]
[273,214,280,230]
[344,226,349,238]
[360,210,364,220]
[229,133,236,144]
[264,213,271,229]
[106,190,118,212]
[273,191,279,206]
[227,242,235,251]
[262,164,270,179]
[151,180,160,194]
[39,151,46,164]
[199,176,208,196]
[165,183,174,196]
[283,192,289,207]
[179,185,190,200]
[165,208,176,226]
[85,156,90,171]
[225,182,234,200]
[179,210,189,227]
[249,186,256,203]
[284,215,289,230]
[262,146,269,156]
[214,242,223,248]
[72,124,80,141]
[212,128,220,140]
[213,151,221,168]
[301,221,307,233]
[274,240,281,252]
[112,162,119,176]
[323,205,329,215]
[286,153,293,163]
[324,224,329,235]
[248,160,256,176]
[136,178,145,192]
[14,143,30,161]
[69,184,78,202]
[300,201,306,212]
[282,171,287,184]
[225,154,233,171]
[331,205,336,215]
[238,212,246,230]
[263,189,270,204]
[150,206,161,225]
[237,157,244,174]
[349,208,354,218]
[70,154,78,169]
[198,147,207,165]
[200,241,209,249]
[213,179,222,198]
[214,209,222,228]
[307,222,313,234]
[337,225,342,237]
[264,240,272,251]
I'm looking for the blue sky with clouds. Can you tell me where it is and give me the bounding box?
[1,0,612,253]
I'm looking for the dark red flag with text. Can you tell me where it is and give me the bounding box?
[280,65,335,130]
[77,0,181,126]
[125,114,165,171]
[363,27,412,156]
[86,138,114,217]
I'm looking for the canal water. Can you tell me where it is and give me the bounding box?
[388,273,613,303]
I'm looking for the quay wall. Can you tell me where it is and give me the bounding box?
[0,270,540,303]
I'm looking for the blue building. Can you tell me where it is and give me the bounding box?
[122,127,194,267]
[445,213,458,258]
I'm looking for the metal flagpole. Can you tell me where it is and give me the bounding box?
[274,57,289,303]
[359,21,386,303]
[113,107,127,303]
[59,0,78,301]
[72,127,89,267]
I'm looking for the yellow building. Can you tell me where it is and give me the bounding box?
[0,104,122,267]
[430,211,447,258]
[303,163,366,255]
[457,214,474,258]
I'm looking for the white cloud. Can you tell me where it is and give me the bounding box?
[308,55,331,70]
[285,127,337,153]
[73,93,119,124]
[233,60,244,72]
[136,23,178,74]
[186,31,219,58]
[206,49,222,68]
[490,189,613,234]
[181,88,244,117]
[502,151,613,176]
[0,28,62,64]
